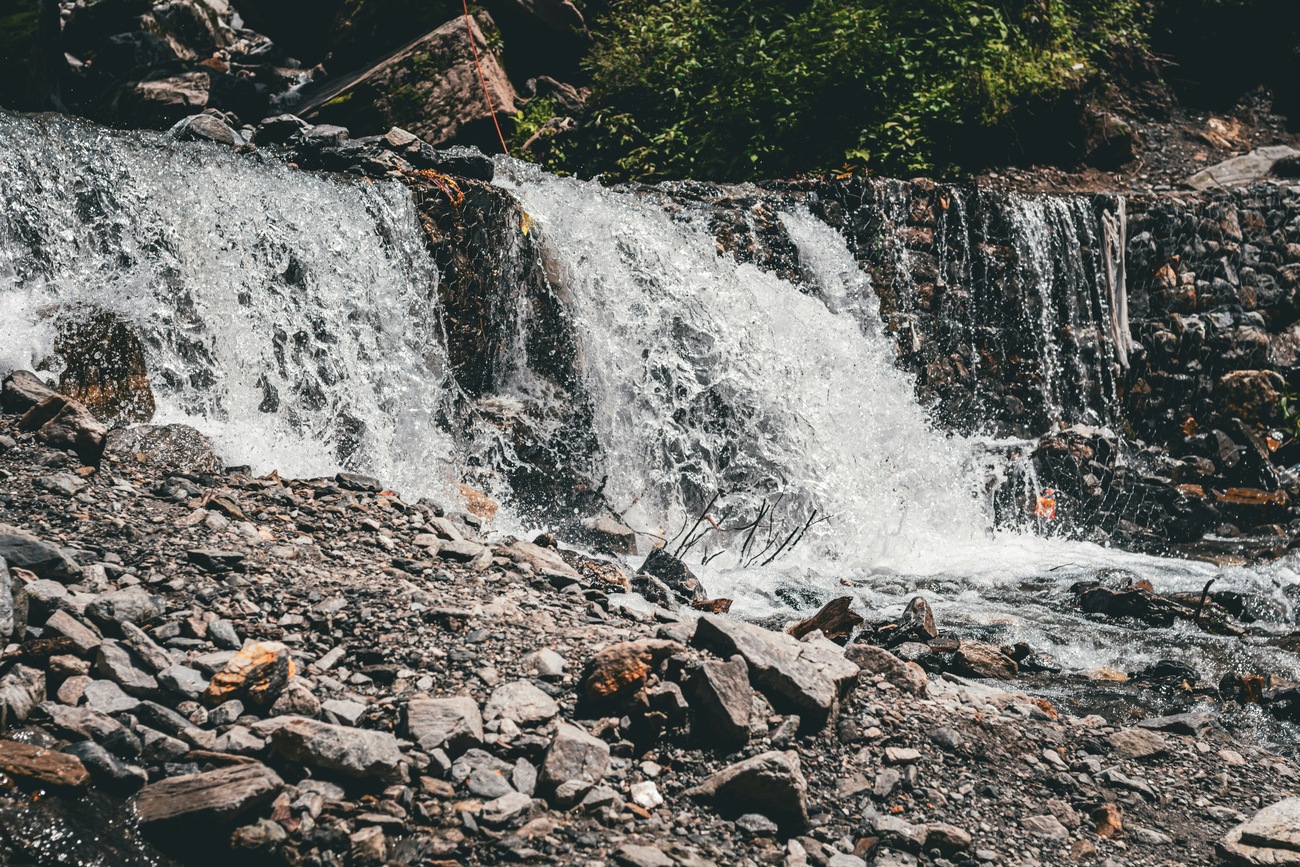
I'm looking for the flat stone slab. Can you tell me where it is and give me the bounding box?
[133,762,283,825]
[0,739,90,788]
[1219,798,1300,865]
[1184,146,1300,190]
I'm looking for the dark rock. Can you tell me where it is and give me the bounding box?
[635,547,706,608]
[170,112,240,145]
[788,596,863,643]
[0,523,81,582]
[18,394,108,466]
[62,740,147,793]
[687,655,752,751]
[685,750,809,834]
[187,549,246,574]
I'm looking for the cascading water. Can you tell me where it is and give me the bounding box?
[495,163,989,569]
[2,112,1300,734]
[0,112,460,498]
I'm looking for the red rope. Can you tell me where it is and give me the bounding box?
[462,0,511,156]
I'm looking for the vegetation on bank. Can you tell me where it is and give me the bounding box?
[508,0,1300,183]
[516,0,1148,181]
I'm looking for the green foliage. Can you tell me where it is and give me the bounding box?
[544,0,1146,181]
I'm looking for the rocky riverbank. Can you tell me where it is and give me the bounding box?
[3,373,1300,867]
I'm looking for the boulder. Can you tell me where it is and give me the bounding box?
[685,750,809,833]
[85,587,162,633]
[844,644,927,695]
[203,641,295,709]
[0,523,81,582]
[539,722,610,805]
[950,641,1018,680]
[18,394,108,466]
[692,615,858,730]
[48,306,155,422]
[580,639,683,704]
[484,680,559,726]
[406,696,483,755]
[788,596,862,643]
[1,371,56,413]
[1185,146,1300,190]
[635,547,705,607]
[686,656,753,751]
[299,14,517,150]
[1218,798,1300,865]
[1107,727,1169,760]
[170,112,240,146]
[1217,370,1284,424]
[106,424,221,476]
[270,717,404,783]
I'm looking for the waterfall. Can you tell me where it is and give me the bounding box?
[0,112,461,499]
[495,163,989,568]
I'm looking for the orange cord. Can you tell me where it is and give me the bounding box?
[462,0,511,156]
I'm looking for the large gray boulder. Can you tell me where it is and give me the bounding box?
[0,524,81,582]
[1218,798,1300,865]
[685,750,809,833]
[692,615,858,730]
[270,718,404,783]
[405,696,483,756]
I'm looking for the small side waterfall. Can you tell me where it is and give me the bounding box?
[0,112,461,498]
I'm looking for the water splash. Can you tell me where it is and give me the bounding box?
[497,163,988,568]
[0,111,459,497]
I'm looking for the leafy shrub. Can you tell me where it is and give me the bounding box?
[534,0,1146,181]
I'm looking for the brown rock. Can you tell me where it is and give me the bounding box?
[580,639,683,704]
[1217,370,1284,424]
[48,306,155,422]
[0,739,90,788]
[202,642,295,709]
[788,596,863,643]
[1092,803,1123,837]
[950,641,1018,679]
[133,762,283,826]
[18,394,108,467]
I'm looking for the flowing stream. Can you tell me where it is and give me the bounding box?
[3,112,1300,736]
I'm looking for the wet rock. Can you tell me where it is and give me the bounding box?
[484,680,559,726]
[539,722,610,806]
[18,393,108,466]
[49,304,156,423]
[0,523,81,582]
[106,424,220,476]
[253,113,310,145]
[169,112,239,146]
[686,750,809,833]
[336,472,383,492]
[406,696,483,755]
[270,717,404,783]
[134,762,283,827]
[635,547,706,607]
[582,515,638,555]
[950,641,1018,679]
[203,641,294,709]
[62,740,147,793]
[1218,798,1300,865]
[844,644,928,695]
[580,639,683,704]
[687,655,753,751]
[893,597,938,643]
[692,615,858,730]
[788,596,863,643]
[0,739,90,789]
